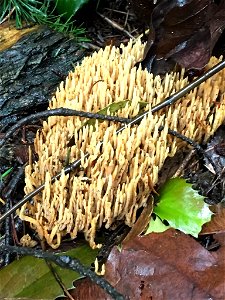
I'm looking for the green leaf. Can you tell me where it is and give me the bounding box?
[55,0,90,20]
[66,101,132,160]
[153,178,213,237]
[0,244,98,299]
[66,100,148,150]
[83,100,148,128]
[83,100,130,128]
[145,215,170,235]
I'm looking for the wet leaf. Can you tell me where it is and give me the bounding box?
[67,230,225,300]
[0,244,98,299]
[154,178,213,237]
[131,0,225,74]
[56,277,108,300]
[214,232,225,260]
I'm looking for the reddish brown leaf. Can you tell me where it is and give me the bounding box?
[67,229,225,300]
[201,205,225,235]
[122,196,153,244]
[131,0,225,74]
[65,278,109,300]
[214,232,225,262]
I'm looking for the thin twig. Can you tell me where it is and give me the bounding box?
[163,127,217,172]
[0,7,15,25]
[105,8,135,16]
[97,12,133,39]
[4,199,12,266]
[172,150,196,178]
[46,260,75,300]
[3,166,25,265]
[206,166,225,195]
[124,10,129,28]
[0,108,131,147]
[40,240,75,300]
[0,245,125,300]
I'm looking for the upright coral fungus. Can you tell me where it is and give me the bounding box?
[19,39,225,249]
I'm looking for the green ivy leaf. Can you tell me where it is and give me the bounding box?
[145,215,170,235]
[153,178,213,237]
[0,244,98,299]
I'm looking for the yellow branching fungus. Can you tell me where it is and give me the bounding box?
[19,40,225,248]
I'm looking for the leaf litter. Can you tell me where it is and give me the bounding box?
[1,1,225,299]
[201,205,225,235]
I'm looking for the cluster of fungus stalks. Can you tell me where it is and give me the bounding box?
[19,39,225,249]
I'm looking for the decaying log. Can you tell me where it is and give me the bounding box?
[0,26,87,130]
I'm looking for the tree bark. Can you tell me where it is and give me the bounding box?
[0,26,87,130]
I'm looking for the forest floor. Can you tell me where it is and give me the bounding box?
[0,1,225,299]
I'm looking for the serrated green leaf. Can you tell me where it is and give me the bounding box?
[153,178,213,237]
[145,215,170,235]
[0,244,98,299]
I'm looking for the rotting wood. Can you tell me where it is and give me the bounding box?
[0,26,87,130]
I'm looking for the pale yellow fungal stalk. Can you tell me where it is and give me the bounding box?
[19,39,225,248]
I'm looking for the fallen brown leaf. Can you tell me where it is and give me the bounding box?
[63,278,109,300]
[122,196,153,244]
[201,205,225,235]
[66,229,225,300]
[131,0,225,74]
